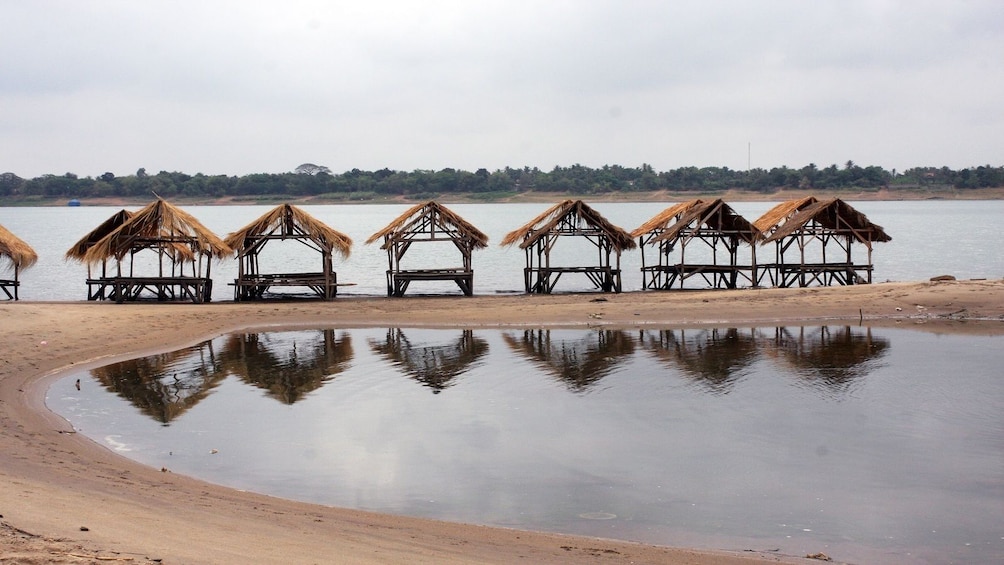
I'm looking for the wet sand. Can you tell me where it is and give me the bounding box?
[1,279,1002,564]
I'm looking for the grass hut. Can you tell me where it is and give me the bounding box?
[501,200,636,293]
[632,199,760,290]
[65,209,134,299]
[81,198,231,303]
[224,204,352,301]
[365,201,488,297]
[754,197,891,287]
[0,223,38,300]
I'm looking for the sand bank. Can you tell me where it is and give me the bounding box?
[1,279,1001,564]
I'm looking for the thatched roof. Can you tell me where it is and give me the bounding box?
[756,198,891,244]
[0,223,38,272]
[224,204,352,259]
[82,199,231,264]
[500,200,637,250]
[753,196,818,233]
[632,199,759,244]
[365,200,488,249]
[65,209,134,261]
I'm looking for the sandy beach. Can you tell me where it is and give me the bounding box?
[1,279,1002,564]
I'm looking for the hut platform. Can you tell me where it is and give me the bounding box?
[524,266,622,294]
[0,278,19,300]
[86,276,213,303]
[230,272,353,301]
[642,263,757,290]
[387,268,474,297]
[756,262,872,288]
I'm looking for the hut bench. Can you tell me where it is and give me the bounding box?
[757,262,872,288]
[524,266,622,294]
[231,272,349,301]
[0,278,19,300]
[641,264,756,290]
[86,276,213,303]
[386,268,474,297]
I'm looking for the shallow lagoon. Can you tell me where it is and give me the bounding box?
[49,325,1003,564]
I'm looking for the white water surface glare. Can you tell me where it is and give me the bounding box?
[48,325,1003,565]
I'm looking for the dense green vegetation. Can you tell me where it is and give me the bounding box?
[1,162,1002,202]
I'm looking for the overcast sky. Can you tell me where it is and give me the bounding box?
[2,1,1002,178]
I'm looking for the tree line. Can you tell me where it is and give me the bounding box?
[1,162,1002,201]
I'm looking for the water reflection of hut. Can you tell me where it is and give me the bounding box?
[365,201,489,296]
[632,199,760,290]
[767,326,890,393]
[221,329,353,404]
[641,328,759,394]
[502,329,635,392]
[224,204,353,301]
[369,329,488,392]
[79,199,231,302]
[368,329,488,392]
[0,223,37,300]
[90,340,226,424]
[754,198,891,287]
[501,200,637,294]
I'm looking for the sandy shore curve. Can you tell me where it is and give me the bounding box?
[1,280,1002,564]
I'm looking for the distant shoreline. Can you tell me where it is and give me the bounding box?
[3,186,1003,207]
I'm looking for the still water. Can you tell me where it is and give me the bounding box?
[48,325,1003,565]
[2,200,1004,299]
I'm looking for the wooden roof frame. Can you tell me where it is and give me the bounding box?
[753,198,891,287]
[365,201,488,296]
[631,199,760,290]
[224,204,352,300]
[501,200,636,293]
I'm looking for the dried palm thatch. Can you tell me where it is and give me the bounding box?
[759,198,891,244]
[65,209,134,261]
[82,199,231,265]
[634,199,759,244]
[224,204,352,258]
[753,196,818,233]
[0,223,38,272]
[365,200,488,249]
[630,200,703,238]
[500,200,637,250]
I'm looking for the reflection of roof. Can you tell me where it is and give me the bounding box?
[631,199,759,244]
[502,329,635,392]
[365,200,488,250]
[500,200,636,251]
[224,204,352,259]
[90,341,226,423]
[643,328,758,394]
[369,329,488,392]
[768,326,890,391]
[222,330,353,404]
[755,198,891,244]
[82,198,231,264]
[0,223,38,272]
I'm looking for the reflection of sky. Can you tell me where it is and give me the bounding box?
[49,327,1004,565]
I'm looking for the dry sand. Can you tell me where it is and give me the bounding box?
[1,279,1002,564]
